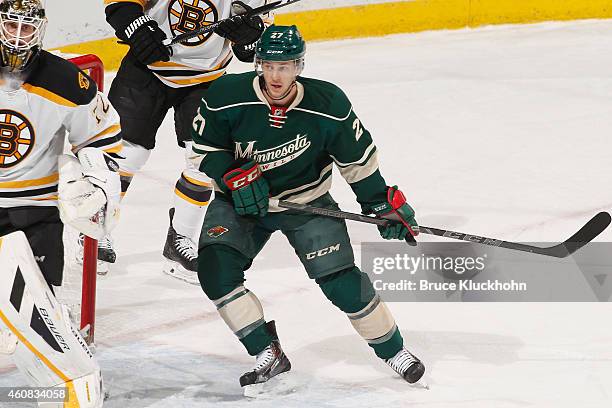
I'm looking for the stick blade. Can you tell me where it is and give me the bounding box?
[540,212,611,258]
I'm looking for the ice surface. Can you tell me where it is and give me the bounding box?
[2,20,612,407]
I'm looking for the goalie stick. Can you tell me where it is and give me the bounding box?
[162,0,303,46]
[270,199,611,258]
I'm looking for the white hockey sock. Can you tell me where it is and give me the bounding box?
[172,168,212,241]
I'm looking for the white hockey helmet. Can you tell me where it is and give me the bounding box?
[0,0,47,71]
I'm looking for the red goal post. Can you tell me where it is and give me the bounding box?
[67,54,104,344]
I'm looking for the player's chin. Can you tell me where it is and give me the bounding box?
[269,85,287,97]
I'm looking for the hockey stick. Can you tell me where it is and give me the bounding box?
[162,0,303,46]
[270,199,611,258]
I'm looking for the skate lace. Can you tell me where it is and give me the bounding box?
[98,236,113,250]
[174,235,198,261]
[78,234,113,250]
[253,345,276,371]
[386,349,417,375]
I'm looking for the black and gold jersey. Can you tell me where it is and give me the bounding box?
[0,51,122,207]
[105,0,267,88]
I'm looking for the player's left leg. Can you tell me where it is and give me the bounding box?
[163,84,213,284]
[281,194,426,384]
[198,196,291,387]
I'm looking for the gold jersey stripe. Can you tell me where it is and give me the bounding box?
[103,143,124,154]
[174,188,210,206]
[148,51,233,72]
[79,123,121,146]
[157,70,225,86]
[183,173,212,187]
[104,0,146,7]
[0,173,59,189]
[31,195,58,201]
[148,60,190,69]
[22,84,77,107]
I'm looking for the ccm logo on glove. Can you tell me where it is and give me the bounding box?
[224,163,262,190]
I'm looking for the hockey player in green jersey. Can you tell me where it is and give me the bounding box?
[191,25,425,387]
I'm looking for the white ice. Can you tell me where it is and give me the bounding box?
[2,20,612,407]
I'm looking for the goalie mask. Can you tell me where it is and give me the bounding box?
[0,0,46,71]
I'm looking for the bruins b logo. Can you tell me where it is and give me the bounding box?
[168,0,218,47]
[0,110,35,168]
[78,72,90,90]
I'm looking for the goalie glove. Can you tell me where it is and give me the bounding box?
[369,186,419,243]
[58,148,121,240]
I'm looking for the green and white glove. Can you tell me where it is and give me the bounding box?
[223,161,269,217]
[369,186,419,243]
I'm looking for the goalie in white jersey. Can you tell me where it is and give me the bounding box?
[0,1,121,406]
[104,0,268,283]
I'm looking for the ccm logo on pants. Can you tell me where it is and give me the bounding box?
[306,244,340,260]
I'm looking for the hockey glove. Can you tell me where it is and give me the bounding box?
[124,15,170,65]
[58,148,121,240]
[232,41,258,63]
[369,186,419,243]
[223,161,269,217]
[215,1,264,46]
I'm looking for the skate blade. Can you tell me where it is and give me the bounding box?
[410,376,430,390]
[243,372,296,398]
[97,261,110,276]
[162,260,200,285]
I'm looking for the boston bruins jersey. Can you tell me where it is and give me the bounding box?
[191,72,389,212]
[105,0,267,88]
[0,51,122,208]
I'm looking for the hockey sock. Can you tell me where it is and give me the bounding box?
[172,170,212,240]
[198,245,275,356]
[115,140,151,199]
[317,267,404,359]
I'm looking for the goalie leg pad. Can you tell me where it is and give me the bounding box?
[0,231,104,407]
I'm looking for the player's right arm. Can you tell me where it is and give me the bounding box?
[104,0,170,65]
[190,98,237,192]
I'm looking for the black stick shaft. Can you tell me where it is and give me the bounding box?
[273,200,610,258]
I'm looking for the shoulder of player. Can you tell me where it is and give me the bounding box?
[22,51,97,107]
[296,77,352,121]
[204,72,261,111]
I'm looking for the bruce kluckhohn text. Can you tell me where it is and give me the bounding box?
[373,279,528,292]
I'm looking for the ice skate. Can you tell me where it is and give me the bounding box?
[162,208,199,285]
[76,233,114,275]
[240,321,292,397]
[385,348,427,386]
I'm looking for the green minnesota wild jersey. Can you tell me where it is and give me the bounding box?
[191,71,388,212]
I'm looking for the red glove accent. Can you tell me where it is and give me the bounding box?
[385,187,419,237]
[223,162,262,191]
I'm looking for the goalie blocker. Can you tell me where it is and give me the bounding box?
[0,231,104,407]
